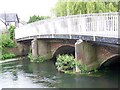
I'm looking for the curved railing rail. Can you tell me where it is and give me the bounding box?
[15,12,119,41]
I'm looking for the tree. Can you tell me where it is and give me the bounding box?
[27,15,50,23]
[51,0,119,17]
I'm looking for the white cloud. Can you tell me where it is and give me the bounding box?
[0,0,57,21]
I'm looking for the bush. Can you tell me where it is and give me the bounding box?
[0,34,15,48]
[55,54,89,74]
[28,52,46,63]
[0,34,16,60]
[0,53,15,60]
[75,60,88,74]
[8,25,15,40]
[55,54,76,71]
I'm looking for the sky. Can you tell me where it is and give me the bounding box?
[0,0,57,21]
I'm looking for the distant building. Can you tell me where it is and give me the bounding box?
[0,13,19,34]
[0,13,19,28]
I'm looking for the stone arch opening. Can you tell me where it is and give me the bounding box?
[52,45,75,60]
[100,54,120,69]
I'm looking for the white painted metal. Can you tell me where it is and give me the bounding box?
[15,12,119,40]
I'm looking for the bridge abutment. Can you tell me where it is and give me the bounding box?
[13,42,30,56]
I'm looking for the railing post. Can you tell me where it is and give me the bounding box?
[68,17,72,39]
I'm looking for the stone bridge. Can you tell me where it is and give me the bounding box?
[15,12,120,70]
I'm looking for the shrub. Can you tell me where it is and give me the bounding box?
[28,52,46,63]
[0,34,16,60]
[8,25,15,40]
[55,54,89,74]
[75,60,88,74]
[0,53,15,60]
[55,54,76,71]
[0,34,15,48]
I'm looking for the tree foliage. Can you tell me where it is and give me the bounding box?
[8,25,15,40]
[28,15,50,23]
[0,34,15,48]
[55,54,76,71]
[55,54,89,74]
[52,1,119,17]
[0,34,15,60]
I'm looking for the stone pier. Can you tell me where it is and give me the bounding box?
[75,39,119,70]
[75,40,99,70]
[31,38,52,60]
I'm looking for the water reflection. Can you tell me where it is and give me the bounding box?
[0,59,119,88]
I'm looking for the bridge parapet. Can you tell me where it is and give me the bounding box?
[15,12,119,44]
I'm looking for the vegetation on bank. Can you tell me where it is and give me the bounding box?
[28,52,47,63]
[0,25,16,60]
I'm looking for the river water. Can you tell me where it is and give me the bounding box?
[0,59,119,88]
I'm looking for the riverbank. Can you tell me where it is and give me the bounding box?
[0,57,26,64]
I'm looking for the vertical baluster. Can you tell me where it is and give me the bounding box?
[118,12,119,38]
[87,15,89,31]
[113,14,114,31]
[111,14,113,32]
[97,13,100,33]
[113,14,115,31]
[89,15,91,31]
[92,15,94,32]
[102,13,104,32]
[81,15,83,35]
[116,13,118,31]
[85,15,87,35]
[106,13,108,31]
[114,13,116,36]
[103,13,105,32]
[85,15,87,33]
[93,14,95,32]
[93,14,94,32]
[100,14,102,31]
[109,13,110,31]
[115,12,118,38]
[115,13,117,31]
[104,13,106,32]
[88,15,90,31]
[91,15,92,32]
[116,13,117,31]
[113,14,115,32]
[92,15,93,32]
[103,13,105,31]
[78,17,80,33]
[101,14,103,31]
[68,17,71,39]
[95,14,97,34]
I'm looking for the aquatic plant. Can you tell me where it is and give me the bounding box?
[55,54,89,74]
[28,52,47,63]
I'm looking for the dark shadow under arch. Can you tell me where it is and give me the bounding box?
[100,55,120,69]
[52,45,75,60]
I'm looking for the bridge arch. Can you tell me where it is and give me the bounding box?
[100,54,120,68]
[52,45,75,59]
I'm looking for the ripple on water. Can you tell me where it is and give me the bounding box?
[0,59,119,88]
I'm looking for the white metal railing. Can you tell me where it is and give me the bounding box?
[15,12,119,40]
